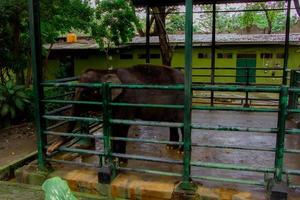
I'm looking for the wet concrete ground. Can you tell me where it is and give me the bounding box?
[51,110,300,199]
[123,110,300,199]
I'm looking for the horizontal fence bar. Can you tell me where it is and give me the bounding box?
[175,67,283,71]
[44,131,103,139]
[42,82,103,88]
[286,169,300,176]
[110,84,184,90]
[110,102,184,109]
[46,105,72,115]
[192,75,283,78]
[286,129,300,134]
[289,88,300,93]
[43,115,102,123]
[287,109,300,113]
[46,121,69,131]
[191,161,274,173]
[45,146,105,156]
[46,158,99,168]
[117,166,182,177]
[191,175,264,186]
[112,153,183,164]
[111,136,183,146]
[45,91,75,100]
[192,85,281,93]
[44,76,80,83]
[191,123,277,133]
[192,144,275,152]
[43,99,103,106]
[110,119,183,128]
[192,105,278,112]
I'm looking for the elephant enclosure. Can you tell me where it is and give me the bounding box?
[124,110,300,189]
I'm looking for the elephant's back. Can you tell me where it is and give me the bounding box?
[117,64,184,85]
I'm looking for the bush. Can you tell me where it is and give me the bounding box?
[0,80,31,127]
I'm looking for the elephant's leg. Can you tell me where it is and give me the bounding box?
[167,127,180,150]
[178,127,184,153]
[111,124,130,164]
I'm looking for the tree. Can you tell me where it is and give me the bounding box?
[92,0,140,68]
[166,13,185,34]
[0,0,93,85]
[237,2,297,34]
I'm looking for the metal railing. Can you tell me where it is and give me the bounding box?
[39,80,300,190]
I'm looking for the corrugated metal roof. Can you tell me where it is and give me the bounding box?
[46,33,300,50]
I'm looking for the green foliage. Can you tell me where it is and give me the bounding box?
[0,0,93,84]
[0,80,30,120]
[166,14,185,34]
[92,0,139,49]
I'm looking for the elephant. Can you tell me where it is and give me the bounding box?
[46,64,184,162]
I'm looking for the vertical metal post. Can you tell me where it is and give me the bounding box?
[288,70,297,109]
[245,67,250,107]
[274,86,288,182]
[28,0,47,170]
[99,82,115,183]
[146,6,151,64]
[210,3,216,107]
[181,0,193,190]
[283,0,291,85]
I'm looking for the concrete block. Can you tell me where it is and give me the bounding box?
[196,187,220,200]
[232,192,252,200]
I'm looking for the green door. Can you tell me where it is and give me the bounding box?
[236,54,256,84]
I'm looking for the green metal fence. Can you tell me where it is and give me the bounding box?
[28,0,299,195]
[38,80,300,190]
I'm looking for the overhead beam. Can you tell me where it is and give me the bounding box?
[132,0,284,7]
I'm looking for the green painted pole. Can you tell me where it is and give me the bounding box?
[181,0,194,190]
[102,83,116,178]
[274,86,288,182]
[210,3,216,107]
[283,0,291,85]
[28,0,47,171]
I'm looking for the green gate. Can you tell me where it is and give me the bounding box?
[236,54,256,84]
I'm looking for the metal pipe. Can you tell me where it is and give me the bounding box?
[43,99,103,106]
[283,0,291,85]
[146,5,150,64]
[191,161,274,173]
[191,123,277,133]
[210,3,216,107]
[43,115,103,123]
[110,102,184,109]
[28,0,47,170]
[110,119,183,128]
[192,105,278,112]
[112,153,183,164]
[44,76,79,83]
[118,167,182,177]
[274,86,288,182]
[191,175,264,186]
[181,0,194,190]
[192,85,281,93]
[110,84,184,90]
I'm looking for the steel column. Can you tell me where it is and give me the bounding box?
[274,86,288,182]
[146,6,151,63]
[283,0,291,85]
[181,0,194,190]
[210,3,216,106]
[100,82,116,181]
[28,0,47,170]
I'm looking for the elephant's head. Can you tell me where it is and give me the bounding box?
[76,71,123,102]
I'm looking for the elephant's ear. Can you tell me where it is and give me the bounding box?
[102,74,123,100]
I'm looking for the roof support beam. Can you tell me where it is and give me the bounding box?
[283,0,291,85]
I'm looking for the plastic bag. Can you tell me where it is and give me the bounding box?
[42,177,77,200]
